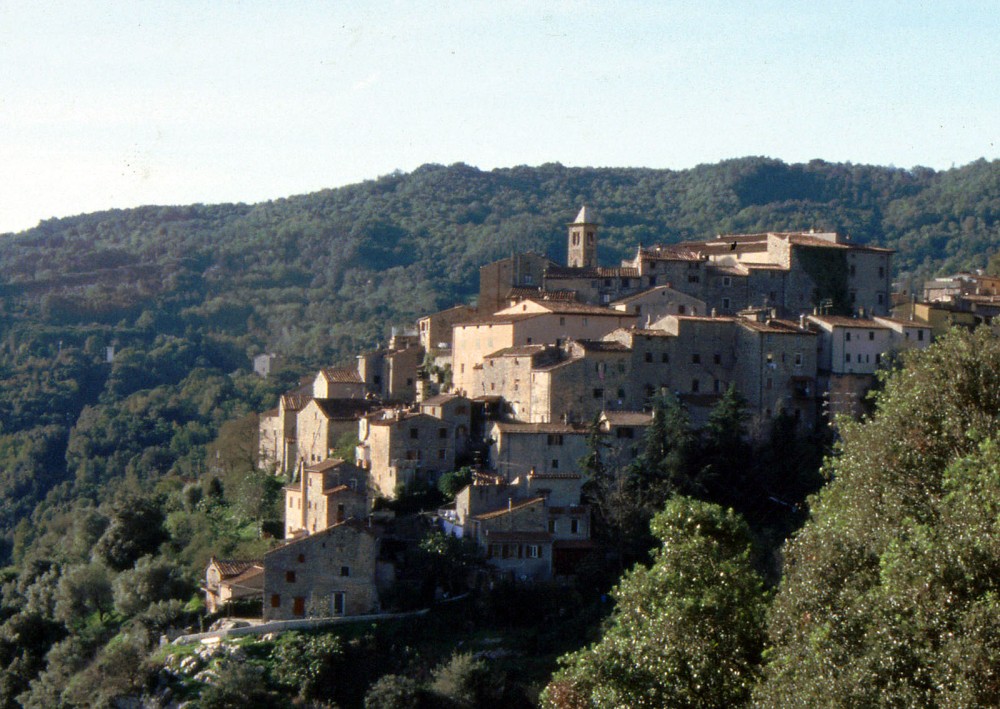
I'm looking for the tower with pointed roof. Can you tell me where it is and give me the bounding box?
[567,205,598,268]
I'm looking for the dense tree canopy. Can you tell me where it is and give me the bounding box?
[543,497,768,708]
[757,328,1000,706]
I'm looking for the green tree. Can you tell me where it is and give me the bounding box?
[757,328,1000,706]
[54,563,114,625]
[542,497,767,708]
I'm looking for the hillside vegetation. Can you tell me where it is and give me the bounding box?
[1,157,999,704]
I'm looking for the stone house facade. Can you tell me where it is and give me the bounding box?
[312,368,366,399]
[258,389,311,477]
[205,558,264,613]
[489,421,590,481]
[284,458,369,538]
[295,398,378,468]
[357,409,462,498]
[263,521,382,620]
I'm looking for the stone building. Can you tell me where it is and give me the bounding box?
[611,285,708,326]
[357,408,464,499]
[451,299,633,396]
[295,398,379,468]
[312,367,366,399]
[204,558,264,613]
[258,388,311,477]
[488,421,590,481]
[478,252,555,315]
[263,520,383,620]
[356,343,424,403]
[417,305,478,353]
[284,458,369,538]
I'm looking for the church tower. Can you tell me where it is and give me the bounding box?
[567,205,598,268]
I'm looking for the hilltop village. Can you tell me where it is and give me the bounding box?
[208,207,955,620]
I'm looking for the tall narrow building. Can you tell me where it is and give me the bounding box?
[567,205,598,268]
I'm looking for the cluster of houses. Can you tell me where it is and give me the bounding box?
[207,206,959,620]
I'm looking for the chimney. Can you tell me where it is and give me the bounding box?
[799,313,806,330]
[711,307,717,318]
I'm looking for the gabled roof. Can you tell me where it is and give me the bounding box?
[319,367,363,384]
[497,299,626,316]
[313,398,379,419]
[420,393,470,407]
[492,421,589,434]
[808,315,891,329]
[600,410,654,427]
[209,558,263,579]
[545,265,641,279]
[484,344,550,359]
[473,496,546,521]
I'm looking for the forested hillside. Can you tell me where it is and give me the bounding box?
[2,156,1000,560]
[1,157,999,705]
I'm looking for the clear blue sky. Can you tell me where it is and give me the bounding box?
[2,1,997,234]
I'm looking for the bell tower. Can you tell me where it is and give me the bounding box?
[567,205,598,268]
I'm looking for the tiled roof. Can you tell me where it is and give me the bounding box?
[457,313,542,326]
[210,559,262,578]
[507,287,579,301]
[226,564,264,585]
[484,530,553,543]
[314,398,379,419]
[808,315,891,329]
[529,471,582,480]
[504,299,629,316]
[420,393,469,406]
[304,458,352,473]
[473,496,546,520]
[611,285,684,305]
[320,367,363,383]
[738,319,815,335]
[483,345,550,358]
[493,422,589,434]
[280,390,312,411]
[572,339,631,352]
[635,246,704,261]
[601,410,654,427]
[545,265,641,279]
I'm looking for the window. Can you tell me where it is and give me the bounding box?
[551,459,559,469]
[850,264,857,277]
[645,351,653,362]
[604,279,612,287]
[878,266,885,278]
[548,519,557,533]
[439,427,448,439]
[878,293,884,305]
[875,353,882,365]
[332,592,345,615]
[868,331,875,341]
[846,353,852,363]
[714,353,721,365]
[270,594,281,608]
[918,329,925,341]
[571,519,580,534]
[688,274,700,283]
[340,566,350,577]
[850,291,857,304]
[527,545,541,558]
[677,304,686,314]
[649,276,657,286]
[766,377,773,390]
[692,353,700,364]
[692,379,700,393]
[846,331,852,342]
[409,427,419,439]
[723,297,730,310]
[795,352,802,366]
[559,316,566,326]
[286,571,296,583]
[723,276,732,287]
[547,434,564,446]
[714,379,721,393]
[406,377,413,386]
[297,553,305,563]
[438,449,446,460]
[593,388,604,399]
[661,353,669,363]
